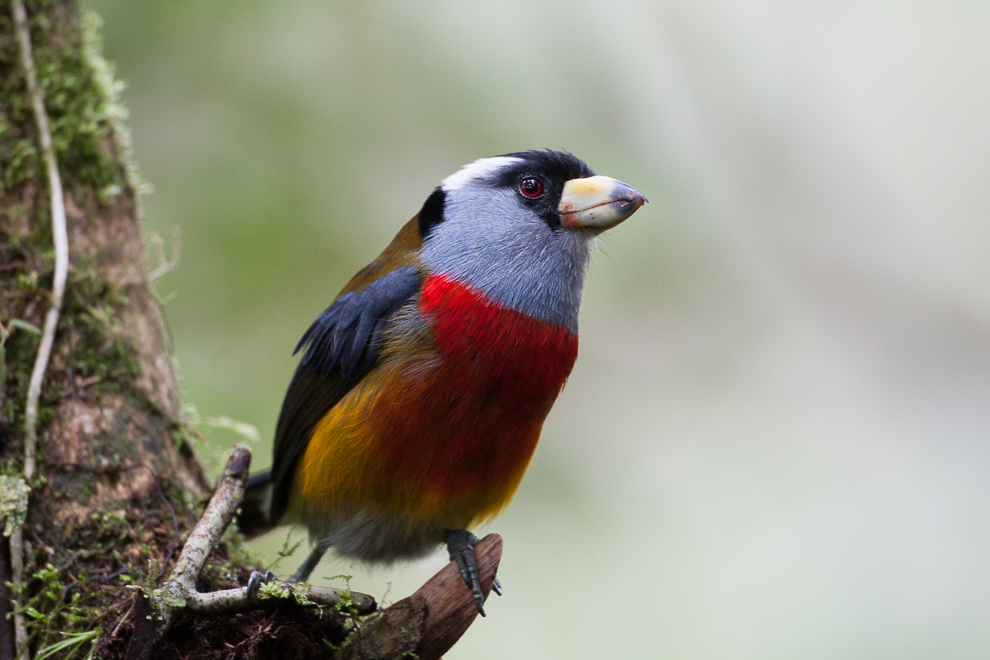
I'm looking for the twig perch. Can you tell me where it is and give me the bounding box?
[124,445,245,659]
[181,581,374,615]
[122,444,503,658]
[124,446,376,660]
[157,445,251,604]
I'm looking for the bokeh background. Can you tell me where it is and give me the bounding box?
[83,1,990,657]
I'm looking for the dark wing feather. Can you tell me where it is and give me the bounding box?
[269,265,421,522]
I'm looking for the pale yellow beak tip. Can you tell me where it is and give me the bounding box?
[559,175,647,230]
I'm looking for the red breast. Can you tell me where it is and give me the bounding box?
[360,273,578,523]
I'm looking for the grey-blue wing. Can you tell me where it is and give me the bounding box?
[269,265,421,522]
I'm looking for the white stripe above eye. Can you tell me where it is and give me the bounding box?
[440,156,521,192]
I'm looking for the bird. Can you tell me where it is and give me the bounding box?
[240,150,647,614]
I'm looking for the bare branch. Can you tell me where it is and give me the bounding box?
[185,583,375,615]
[125,446,377,659]
[124,447,252,660]
[165,445,251,597]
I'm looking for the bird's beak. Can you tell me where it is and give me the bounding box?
[558,175,648,231]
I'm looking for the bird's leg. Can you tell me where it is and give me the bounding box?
[288,545,327,584]
[445,529,495,616]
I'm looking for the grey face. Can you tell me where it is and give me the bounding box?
[420,153,600,333]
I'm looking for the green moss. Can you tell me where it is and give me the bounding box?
[81,11,145,194]
[31,11,126,196]
[0,22,39,193]
[59,265,142,396]
[0,1,149,446]
[1,138,38,192]
[0,6,206,656]
[0,4,138,202]
[0,253,145,455]
[10,562,102,660]
[2,323,40,430]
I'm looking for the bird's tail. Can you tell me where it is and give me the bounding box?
[238,470,275,538]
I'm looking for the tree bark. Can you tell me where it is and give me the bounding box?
[1,3,501,659]
[1,0,212,656]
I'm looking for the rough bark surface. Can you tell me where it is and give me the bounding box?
[0,0,213,657]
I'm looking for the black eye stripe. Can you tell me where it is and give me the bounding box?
[498,149,595,183]
[491,150,595,195]
[425,150,594,233]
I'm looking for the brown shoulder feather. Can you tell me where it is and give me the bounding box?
[339,216,423,296]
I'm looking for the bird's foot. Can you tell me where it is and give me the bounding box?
[445,529,500,616]
[246,546,325,596]
[245,569,277,600]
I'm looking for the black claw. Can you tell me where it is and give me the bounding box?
[445,529,487,616]
[247,569,279,600]
[492,577,503,597]
[246,570,265,600]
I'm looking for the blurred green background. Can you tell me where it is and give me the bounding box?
[83,1,990,657]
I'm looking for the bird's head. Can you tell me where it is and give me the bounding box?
[420,150,646,238]
[417,150,647,331]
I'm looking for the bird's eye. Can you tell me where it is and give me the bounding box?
[519,177,545,199]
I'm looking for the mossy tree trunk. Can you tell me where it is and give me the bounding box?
[1,4,502,659]
[0,1,224,657]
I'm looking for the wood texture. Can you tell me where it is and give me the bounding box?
[338,534,503,660]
